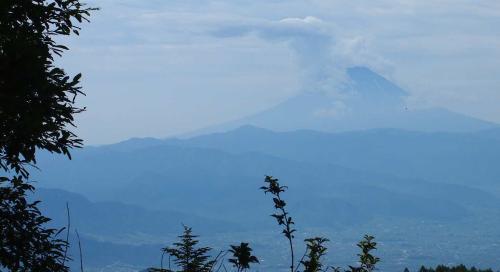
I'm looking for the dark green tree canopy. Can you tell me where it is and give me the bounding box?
[0,1,94,271]
[301,237,329,272]
[418,265,493,272]
[0,176,69,272]
[228,242,259,272]
[162,226,216,272]
[0,0,94,177]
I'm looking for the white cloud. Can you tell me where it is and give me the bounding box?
[209,16,389,96]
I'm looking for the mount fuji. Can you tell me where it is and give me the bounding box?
[193,67,497,135]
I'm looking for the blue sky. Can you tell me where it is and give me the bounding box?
[58,0,500,144]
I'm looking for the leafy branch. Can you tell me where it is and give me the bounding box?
[261,175,296,272]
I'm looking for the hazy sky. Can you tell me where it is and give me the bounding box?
[59,0,500,145]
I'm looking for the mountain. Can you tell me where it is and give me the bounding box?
[35,188,239,237]
[31,188,217,272]
[33,137,499,226]
[33,188,239,272]
[189,67,497,136]
[165,126,500,191]
[475,127,500,141]
[62,233,160,272]
[32,127,500,271]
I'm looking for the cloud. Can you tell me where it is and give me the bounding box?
[210,16,392,97]
[210,17,340,94]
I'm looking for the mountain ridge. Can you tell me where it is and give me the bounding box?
[32,126,500,271]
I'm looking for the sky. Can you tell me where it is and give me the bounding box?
[59,0,500,145]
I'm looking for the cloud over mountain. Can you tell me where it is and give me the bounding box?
[211,16,385,95]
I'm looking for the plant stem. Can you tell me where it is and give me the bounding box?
[277,193,294,272]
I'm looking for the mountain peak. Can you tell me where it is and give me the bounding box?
[185,66,497,136]
[346,66,408,98]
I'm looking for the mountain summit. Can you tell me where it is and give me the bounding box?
[192,67,496,135]
[345,66,408,99]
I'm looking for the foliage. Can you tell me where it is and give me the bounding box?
[261,175,296,272]
[228,242,259,272]
[0,0,94,271]
[348,235,380,272]
[0,0,94,176]
[161,225,217,272]
[417,265,494,272]
[0,176,69,272]
[261,175,380,272]
[301,237,329,272]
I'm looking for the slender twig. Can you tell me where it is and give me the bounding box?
[75,229,84,272]
[215,259,225,272]
[276,192,295,272]
[160,250,166,271]
[212,250,229,272]
[294,247,308,272]
[62,202,71,267]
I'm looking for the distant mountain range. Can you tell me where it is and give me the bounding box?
[35,188,238,237]
[32,188,236,272]
[30,66,500,271]
[33,126,500,271]
[190,67,498,136]
[34,127,500,224]
[168,126,500,190]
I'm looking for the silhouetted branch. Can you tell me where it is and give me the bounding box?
[160,250,166,270]
[295,248,308,272]
[209,250,227,272]
[62,202,71,267]
[261,175,296,272]
[75,229,84,272]
[215,256,226,272]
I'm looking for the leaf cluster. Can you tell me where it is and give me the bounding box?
[228,242,259,272]
[0,1,95,271]
[261,175,296,271]
[348,235,380,272]
[417,265,494,272]
[0,176,69,272]
[301,237,329,272]
[262,176,380,272]
[0,0,95,177]
[161,225,218,272]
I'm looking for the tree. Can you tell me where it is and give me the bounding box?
[162,225,217,272]
[228,242,259,272]
[301,237,329,272]
[348,235,380,272]
[417,265,493,272]
[0,176,69,272]
[0,0,94,271]
[0,0,94,176]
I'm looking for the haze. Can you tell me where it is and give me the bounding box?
[57,0,500,145]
